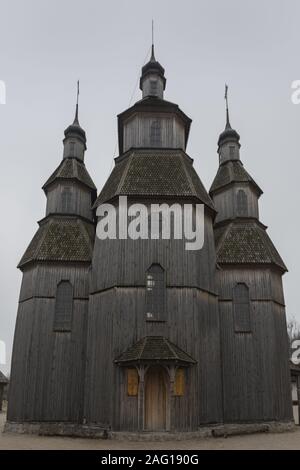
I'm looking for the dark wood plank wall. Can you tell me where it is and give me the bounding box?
[8,264,90,423]
[7,213,293,429]
[84,207,223,431]
[84,287,222,431]
[91,211,217,294]
[123,114,185,152]
[218,266,292,423]
[46,182,93,220]
[213,184,259,223]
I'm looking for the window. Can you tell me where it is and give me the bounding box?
[229,145,235,158]
[237,189,248,217]
[174,368,185,396]
[62,187,72,212]
[149,79,158,95]
[127,368,139,396]
[54,281,73,332]
[150,120,161,147]
[233,283,251,332]
[146,264,165,321]
[69,142,75,157]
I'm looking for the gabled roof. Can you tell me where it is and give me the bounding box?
[210,160,262,195]
[18,217,95,269]
[93,149,215,211]
[0,371,8,384]
[214,220,287,272]
[115,336,196,365]
[43,157,96,192]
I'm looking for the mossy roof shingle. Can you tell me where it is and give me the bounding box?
[43,158,96,191]
[93,149,215,211]
[214,220,287,271]
[18,218,94,268]
[210,160,262,195]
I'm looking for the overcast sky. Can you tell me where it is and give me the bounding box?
[0,0,299,375]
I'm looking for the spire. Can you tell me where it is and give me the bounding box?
[218,84,240,150]
[150,19,155,62]
[150,44,156,62]
[73,80,80,125]
[63,81,86,152]
[225,84,231,129]
[140,25,166,98]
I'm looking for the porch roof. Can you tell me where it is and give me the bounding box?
[114,336,196,366]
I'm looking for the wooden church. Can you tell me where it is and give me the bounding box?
[6,44,293,434]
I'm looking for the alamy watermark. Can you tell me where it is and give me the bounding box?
[291,339,300,365]
[96,196,205,251]
[0,340,6,365]
[0,80,6,104]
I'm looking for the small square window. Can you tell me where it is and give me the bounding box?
[146,274,155,290]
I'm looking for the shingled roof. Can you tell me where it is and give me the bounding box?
[18,217,95,268]
[43,157,96,192]
[115,336,196,365]
[93,149,215,211]
[0,371,8,384]
[214,220,287,271]
[210,160,262,195]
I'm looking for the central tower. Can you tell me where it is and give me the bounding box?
[83,46,223,432]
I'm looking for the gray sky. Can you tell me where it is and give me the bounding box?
[0,0,299,375]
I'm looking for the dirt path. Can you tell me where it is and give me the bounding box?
[1,412,300,450]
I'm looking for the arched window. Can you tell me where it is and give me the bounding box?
[146,264,165,321]
[237,189,248,217]
[150,120,161,147]
[54,281,73,332]
[61,187,72,212]
[233,283,251,333]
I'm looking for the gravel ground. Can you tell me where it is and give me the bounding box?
[1,411,300,450]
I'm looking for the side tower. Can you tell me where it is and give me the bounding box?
[84,47,223,432]
[7,96,97,424]
[210,92,292,423]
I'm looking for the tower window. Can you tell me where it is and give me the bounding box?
[145,264,165,321]
[62,187,72,212]
[54,281,73,332]
[149,79,158,95]
[150,120,161,147]
[69,142,75,157]
[233,283,251,333]
[237,189,248,217]
[229,146,235,158]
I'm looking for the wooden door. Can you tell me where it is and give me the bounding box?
[144,366,167,431]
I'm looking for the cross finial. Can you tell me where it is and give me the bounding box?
[152,19,154,46]
[150,19,155,61]
[224,83,231,129]
[73,80,80,125]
